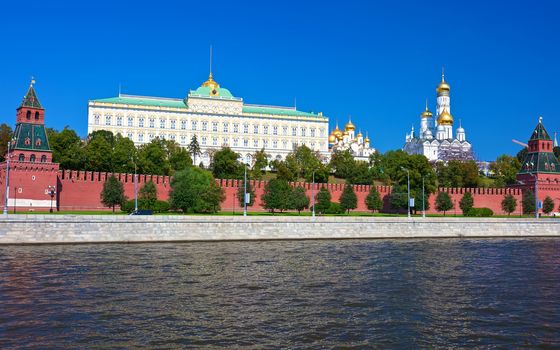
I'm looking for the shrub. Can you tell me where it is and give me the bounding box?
[325,202,345,214]
[459,192,474,215]
[153,200,170,213]
[435,191,453,215]
[466,207,494,217]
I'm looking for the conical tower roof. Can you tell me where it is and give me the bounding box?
[518,117,560,175]
[529,117,550,141]
[21,82,43,109]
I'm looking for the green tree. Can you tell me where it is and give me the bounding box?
[285,145,328,182]
[459,192,474,215]
[365,186,383,213]
[169,167,224,213]
[490,155,521,187]
[137,138,170,175]
[250,148,269,180]
[436,160,480,188]
[237,181,256,207]
[316,186,332,214]
[47,126,85,170]
[340,184,358,214]
[516,148,528,163]
[270,159,296,182]
[188,135,201,166]
[435,191,453,216]
[413,189,430,213]
[211,147,243,179]
[261,179,292,213]
[290,186,310,214]
[522,190,535,215]
[165,139,192,173]
[139,181,157,209]
[501,194,517,216]
[389,184,408,212]
[112,133,137,173]
[85,130,115,172]
[330,150,356,179]
[100,175,126,213]
[0,123,13,162]
[347,161,374,185]
[542,196,555,215]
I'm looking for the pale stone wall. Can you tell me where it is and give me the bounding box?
[0,216,559,244]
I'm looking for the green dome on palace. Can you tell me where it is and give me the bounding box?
[191,85,234,99]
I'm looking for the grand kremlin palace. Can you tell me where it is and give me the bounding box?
[88,72,331,167]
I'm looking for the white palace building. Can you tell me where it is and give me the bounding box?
[87,71,330,167]
[403,71,474,162]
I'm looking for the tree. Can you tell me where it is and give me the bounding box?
[261,179,292,213]
[435,191,453,215]
[165,139,192,173]
[490,155,521,187]
[283,145,329,182]
[100,175,126,213]
[389,184,408,212]
[330,150,356,180]
[211,147,243,179]
[250,148,269,180]
[413,189,430,213]
[346,161,374,185]
[501,194,517,216]
[316,186,332,214]
[170,167,223,213]
[0,123,13,162]
[188,135,201,166]
[85,130,115,172]
[522,190,535,215]
[436,160,479,188]
[365,186,383,213]
[139,181,157,209]
[459,192,474,216]
[112,133,137,173]
[47,127,85,170]
[340,184,357,214]
[543,196,555,215]
[236,181,256,208]
[290,186,310,214]
[137,138,170,175]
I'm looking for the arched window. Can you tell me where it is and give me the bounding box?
[19,154,25,161]
[26,111,31,120]
[35,111,40,120]
[30,154,36,162]
[40,155,47,163]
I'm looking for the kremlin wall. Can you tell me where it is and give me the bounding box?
[1,82,560,215]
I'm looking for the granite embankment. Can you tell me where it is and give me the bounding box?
[0,215,559,244]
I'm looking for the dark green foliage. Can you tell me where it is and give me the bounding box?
[139,181,157,209]
[250,149,268,180]
[490,155,521,187]
[543,196,555,214]
[522,190,535,215]
[100,175,126,213]
[325,202,345,214]
[389,184,408,212]
[466,207,494,217]
[330,150,356,180]
[413,189,430,213]
[435,191,453,215]
[187,135,202,165]
[290,186,310,214]
[169,167,224,213]
[315,187,332,214]
[211,147,243,179]
[0,123,13,162]
[501,194,517,215]
[237,181,256,207]
[365,186,383,212]
[436,160,480,188]
[459,192,474,215]
[273,145,329,182]
[261,179,292,213]
[47,126,85,170]
[339,184,357,213]
[121,199,170,213]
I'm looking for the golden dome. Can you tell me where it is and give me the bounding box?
[364,132,370,143]
[437,109,454,125]
[357,131,363,138]
[436,70,450,94]
[345,119,355,131]
[328,133,337,143]
[421,100,433,118]
[201,72,220,91]
[332,124,343,140]
[343,130,349,136]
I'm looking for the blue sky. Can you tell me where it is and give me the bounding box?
[0,0,559,160]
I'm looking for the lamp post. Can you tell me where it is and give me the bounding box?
[131,156,138,213]
[3,141,11,215]
[401,167,411,218]
[47,185,56,213]
[13,187,18,214]
[528,172,539,219]
[422,176,426,218]
[243,162,249,217]
[311,170,316,219]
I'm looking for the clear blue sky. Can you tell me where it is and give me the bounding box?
[1,0,559,160]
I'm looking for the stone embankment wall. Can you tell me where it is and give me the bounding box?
[0,216,558,244]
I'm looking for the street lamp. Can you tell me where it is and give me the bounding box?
[131,156,138,213]
[311,170,316,219]
[422,176,426,218]
[13,187,18,214]
[47,185,56,213]
[401,167,411,218]
[243,161,248,217]
[3,141,11,215]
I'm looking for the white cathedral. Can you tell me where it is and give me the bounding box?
[403,71,474,162]
[328,119,376,162]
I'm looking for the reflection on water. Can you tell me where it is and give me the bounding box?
[1,239,559,348]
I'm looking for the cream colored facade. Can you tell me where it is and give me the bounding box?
[87,74,329,167]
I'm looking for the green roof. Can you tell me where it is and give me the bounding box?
[21,85,43,109]
[190,86,236,99]
[91,95,188,108]
[12,123,51,151]
[530,119,551,141]
[243,105,322,118]
[518,151,560,174]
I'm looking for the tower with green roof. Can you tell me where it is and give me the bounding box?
[517,117,560,178]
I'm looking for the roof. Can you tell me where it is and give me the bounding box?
[243,104,322,118]
[11,123,51,151]
[518,151,560,174]
[529,119,551,141]
[21,85,43,109]
[189,86,236,99]
[91,95,188,109]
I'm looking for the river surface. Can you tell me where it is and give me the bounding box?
[1,238,559,349]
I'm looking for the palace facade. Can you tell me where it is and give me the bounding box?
[87,72,329,167]
[403,71,474,162]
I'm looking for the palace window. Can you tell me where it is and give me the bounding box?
[149,133,155,140]
[105,115,112,126]
[301,127,306,136]
[253,140,259,148]
[311,128,316,137]
[128,116,134,127]
[170,120,176,129]
[212,122,218,132]
[127,132,133,139]
[273,126,278,135]
[170,134,176,141]
[282,126,288,135]
[223,123,229,132]
[139,134,144,142]
[243,123,249,134]
[254,125,259,134]
[283,140,288,149]
[160,119,166,129]
[116,116,123,126]
[201,136,207,145]
[192,121,197,131]
[319,128,325,136]
[263,125,269,134]
[149,118,155,128]
[181,135,186,144]
[139,117,145,127]
[243,139,248,147]
[213,137,218,146]
[94,115,100,125]
[202,121,208,131]
[273,140,278,148]
[233,123,239,133]
[263,140,269,148]
[233,138,239,147]
[223,137,228,146]
[292,127,297,136]
[181,120,187,130]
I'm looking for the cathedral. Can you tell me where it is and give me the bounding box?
[328,119,376,162]
[403,71,474,162]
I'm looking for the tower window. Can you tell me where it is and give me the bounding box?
[26,111,31,120]
[30,154,36,162]
[41,155,47,162]
[35,112,40,120]
[19,154,24,161]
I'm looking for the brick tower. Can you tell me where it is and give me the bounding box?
[1,80,59,212]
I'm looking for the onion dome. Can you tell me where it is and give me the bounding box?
[364,136,370,143]
[420,99,433,118]
[345,119,355,131]
[437,109,454,125]
[343,130,349,136]
[436,69,450,94]
[328,133,337,144]
[333,123,343,140]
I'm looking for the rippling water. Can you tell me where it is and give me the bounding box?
[1,239,559,349]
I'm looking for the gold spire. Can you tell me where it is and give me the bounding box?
[436,67,450,93]
[201,46,220,93]
[364,131,370,143]
[421,98,433,118]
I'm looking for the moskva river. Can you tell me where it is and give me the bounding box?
[1,239,559,349]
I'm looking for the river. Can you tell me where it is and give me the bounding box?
[1,238,559,348]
